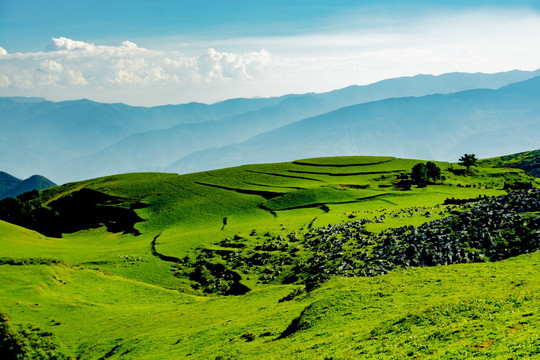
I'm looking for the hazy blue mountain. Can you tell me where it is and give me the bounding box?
[51,95,326,181]
[0,97,279,181]
[0,173,56,200]
[2,68,540,183]
[167,76,540,174]
[309,69,540,109]
[56,69,540,182]
[0,171,22,195]
[4,96,48,103]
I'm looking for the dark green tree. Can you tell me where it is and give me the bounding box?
[425,161,441,182]
[411,163,428,184]
[459,154,478,172]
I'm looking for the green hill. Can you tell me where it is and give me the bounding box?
[480,149,540,177]
[0,155,538,359]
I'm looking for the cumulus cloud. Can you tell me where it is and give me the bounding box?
[66,70,88,85]
[0,37,276,93]
[0,75,10,87]
[48,37,96,52]
[39,60,63,73]
[121,40,138,50]
[196,48,273,82]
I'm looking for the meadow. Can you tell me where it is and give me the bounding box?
[0,155,538,359]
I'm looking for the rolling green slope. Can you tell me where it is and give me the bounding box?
[480,149,540,177]
[0,155,538,359]
[1,230,538,359]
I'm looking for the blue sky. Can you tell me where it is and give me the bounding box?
[1,0,539,105]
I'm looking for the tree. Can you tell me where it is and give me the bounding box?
[459,154,478,172]
[425,161,441,182]
[411,163,428,184]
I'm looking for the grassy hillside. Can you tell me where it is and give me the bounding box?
[480,149,540,177]
[0,155,538,359]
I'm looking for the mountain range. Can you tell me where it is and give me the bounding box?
[2,68,540,183]
[169,76,540,174]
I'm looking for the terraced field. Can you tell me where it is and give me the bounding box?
[0,155,538,359]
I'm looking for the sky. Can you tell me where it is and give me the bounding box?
[1,0,539,106]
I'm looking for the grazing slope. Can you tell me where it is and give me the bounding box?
[0,154,538,359]
[481,149,540,177]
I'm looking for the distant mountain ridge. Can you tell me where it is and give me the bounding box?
[2,68,540,183]
[167,76,540,174]
[0,172,57,200]
[0,171,21,195]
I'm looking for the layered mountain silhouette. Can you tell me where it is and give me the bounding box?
[2,69,539,183]
[168,76,540,174]
[0,171,56,200]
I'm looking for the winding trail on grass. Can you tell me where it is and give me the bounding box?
[150,234,182,263]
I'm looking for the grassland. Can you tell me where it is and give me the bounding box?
[480,149,540,177]
[0,155,538,359]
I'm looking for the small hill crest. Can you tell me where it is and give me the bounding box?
[0,172,56,200]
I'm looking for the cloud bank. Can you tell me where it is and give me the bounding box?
[1,9,539,105]
[1,37,275,88]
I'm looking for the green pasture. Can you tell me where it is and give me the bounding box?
[0,154,538,358]
[1,249,538,359]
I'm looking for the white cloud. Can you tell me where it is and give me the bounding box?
[39,60,63,73]
[48,37,96,52]
[0,37,275,93]
[66,70,88,86]
[121,40,138,50]
[0,74,10,87]
[195,48,274,82]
